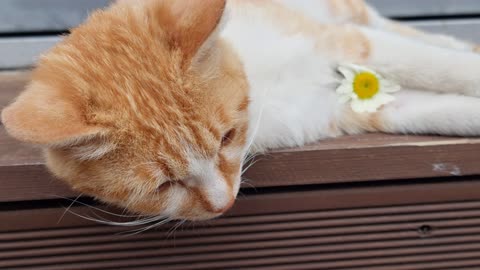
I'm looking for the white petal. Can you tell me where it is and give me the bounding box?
[338,93,352,104]
[337,63,401,114]
[350,93,360,101]
[359,66,378,76]
[351,100,369,113]
[373,93,396,106]
[362,99,382,113]
[380,79,401,93]
[337,66,356,81]
[345,63,378,75]
[341,63,362,72]
[336,81,354,94]
[350,94,395,113]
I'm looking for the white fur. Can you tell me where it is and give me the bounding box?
[222,2,340,152]
[220,0,480,153]
[188,155,232,211]
[164,184,188,216]
[274,0,335,23]
[360,27,480,97]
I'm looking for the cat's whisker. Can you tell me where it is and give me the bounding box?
[242,158,257,172]
[241,178,257,191]
[166,219,184,240]
[241,183,257,193]
[237,190,247,198]
[60,200,166,228]
[58,193,83,224]
[241,158,262,175]
[52,195,145,218]
[243,85,271,157]
[67,211,117,225]
[92,214,165,227]
[123,217,172,236]
[243,152,259,164]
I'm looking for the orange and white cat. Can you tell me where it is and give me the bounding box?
[3,0,480,221]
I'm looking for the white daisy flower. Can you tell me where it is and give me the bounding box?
[337,63,401,113]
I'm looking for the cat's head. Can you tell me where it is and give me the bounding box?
[1,0,250,220]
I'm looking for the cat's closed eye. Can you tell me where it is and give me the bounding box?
[157,181,173,193]
[221,129,236,147]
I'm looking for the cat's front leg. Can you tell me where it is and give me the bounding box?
[338,90,480,137]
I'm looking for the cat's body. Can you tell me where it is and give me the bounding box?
[224,0,341,152]
[226,0,480,152]
[3,0,480,221]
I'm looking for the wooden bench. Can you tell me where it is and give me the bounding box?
[2,1,480,269]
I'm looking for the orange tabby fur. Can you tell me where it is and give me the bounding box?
[3,0,248,220]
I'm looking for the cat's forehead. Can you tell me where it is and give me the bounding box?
[30,0,248,154]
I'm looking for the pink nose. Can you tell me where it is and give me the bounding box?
[211,198,235,214]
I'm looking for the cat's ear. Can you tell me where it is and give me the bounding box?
[1,83,103,146]
[152,0,227,67]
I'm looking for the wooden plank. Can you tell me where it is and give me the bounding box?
[3,72,480,201]
[1,180,480,231]
[0,0,110,33]
[2,187,480,269]
[0,71,29,110]
[1,181,480,269]
[6,201,480,240]
[4,242,480,269]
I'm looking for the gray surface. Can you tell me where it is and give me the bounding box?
[413,19,480,44]
[0,0,109,33]
[0,1,479,33]
[368,0,480,17]
[0,37,60,70]
[1,1,480,69]
[2,19,480,70]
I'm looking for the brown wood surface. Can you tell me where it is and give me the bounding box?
[0,71,29,114]
[2,71,480,202]
[1,179,480,269]
[1,179,480,231]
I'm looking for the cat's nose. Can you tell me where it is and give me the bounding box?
[211,197,235,214]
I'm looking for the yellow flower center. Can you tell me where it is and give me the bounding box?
[353,72,379,99]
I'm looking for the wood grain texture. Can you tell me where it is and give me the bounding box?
[2,180,480,269]
[2,72,480,201]
[0,71,29,114]
[2,180,480,231]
